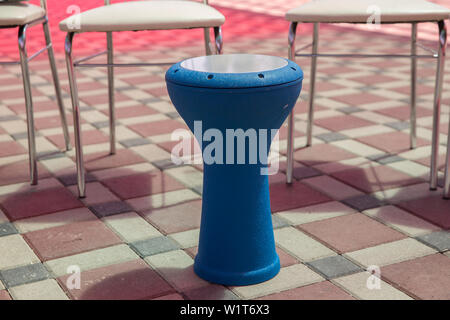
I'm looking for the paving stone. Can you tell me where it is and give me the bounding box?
[58,172,97,186]
[315,132,349,143]
[292,166,323,180]
[307,255,362,279]
[0,234,40,270]
[89,201,134,218]
[9,279,69,300]
[152,158,182,170]
[152,293,184,300]
[145,249,209,291]
[342,194,386,211]
[257,280,354,300]
[303,175,364,200]
[131,236,180,257]
[368,154,404,164]
[119,137,152,148]
[0,290,11,300]
[103,212,162,243]
[58,259,174,300]
[271,215,290,229]
[184,285,240,300]
[0,222,17,237]
[126,189,200,212]
[45,244,139,277]
[231,264,323,299]
[337,106,363,114]
[381,254,450,300]
[169,229,199,249]
[0,263,50,288]
[274,227,336,262]
[416,231,450,252]
[385,121,410,131]
[333,272,413,300]
[363,205,440,237]
[345,238,436,268]
[276,201,355,225]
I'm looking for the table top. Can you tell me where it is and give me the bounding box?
[180,54,288,74]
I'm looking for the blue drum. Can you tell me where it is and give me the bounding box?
[166,54,303,285]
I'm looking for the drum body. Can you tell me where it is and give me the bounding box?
[166,54,303,285]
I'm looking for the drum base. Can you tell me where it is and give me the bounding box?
[194,255,280,286]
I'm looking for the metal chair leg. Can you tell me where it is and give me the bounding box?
[410,22,417,149]
[18,25,38,185]
[106,31,115,155]
[204,28,213,55]
[213,26,223,55]
[43,19,71,151]
[286,22,297,184]
[430,20,447,190]
[65,32,86,198]
[306,22,319,147]
[444,118,450,198]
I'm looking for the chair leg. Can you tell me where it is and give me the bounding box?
[18,25,38,185]
[65,32,86,198]
[43,19,71,151]
[430,21,447,190]
[444,119,450,198]
[204,28,213,55]
[306,22,319,147]
[106,31,115,155]
[410,22,417,149]
[213,26,223,55]
[286,22,297,184]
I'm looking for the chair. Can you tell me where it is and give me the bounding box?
[59,0,225,198]
[284,0,450,195]
[0,0,71,185]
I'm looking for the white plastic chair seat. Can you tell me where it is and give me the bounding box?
[0,3,45,26]
[286,0,450,23]
[59,0,225,33]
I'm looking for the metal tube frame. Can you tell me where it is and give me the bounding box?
[1,6,71,185]
[65,23,223,197]
[286,21,448,198]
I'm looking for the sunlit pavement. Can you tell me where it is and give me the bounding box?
[0,0,449,300]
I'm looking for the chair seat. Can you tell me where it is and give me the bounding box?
[0,3,45,27]
[286,0,450,23]
[59,0,225,33]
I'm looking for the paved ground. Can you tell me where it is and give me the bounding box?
[0,0,449,300]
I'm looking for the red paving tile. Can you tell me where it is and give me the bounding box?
[298,213,406,253]
[102,171,185,199]
[0,187,83,221]
[331,166,422,193]
[331,92,388,105]
[47,130,109,149]
[0,160,51,186]
[315,115,375,131]
[129,119,188,137]
[8,100,63,114]
[0,290,11,300]
[24,220,122,261]
[258,281,355,300]
[375,106,434,120]
[0,141,27,158]
[144,200,202,234]
[397,195,450,229]
[109,105,158,119]
[382,254,450,300]
[80,92,130,105]
[269,182,331,213]
[391,85,435,96]
[59,259,174,300]
[276,247,298,268]
[82,149,147,172]
[34,114,76,130]
[348,74,399,85]
[356,131,428,153]
[293,144,357,166]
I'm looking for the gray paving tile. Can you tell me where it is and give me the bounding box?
[92,121,110,129]
[416,231,450,252]
[165,111,181,119]
[272,215,290,229]
[385,121,410,131]
[130,236,180,258]
[120,137,152,148]
[0,223,18,237]
[342,194,386,211]
[368,154,404,164]
[316,132,349,143]
[152,159,182,170]
[89,201,134,218]
[0,263,50,288]
[337,106,363,114]
[0,115,20,122]
[58,172,97,186]
[307,255,362,279]
[12,132,41,140]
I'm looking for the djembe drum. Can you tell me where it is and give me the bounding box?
[166,54,303,285]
